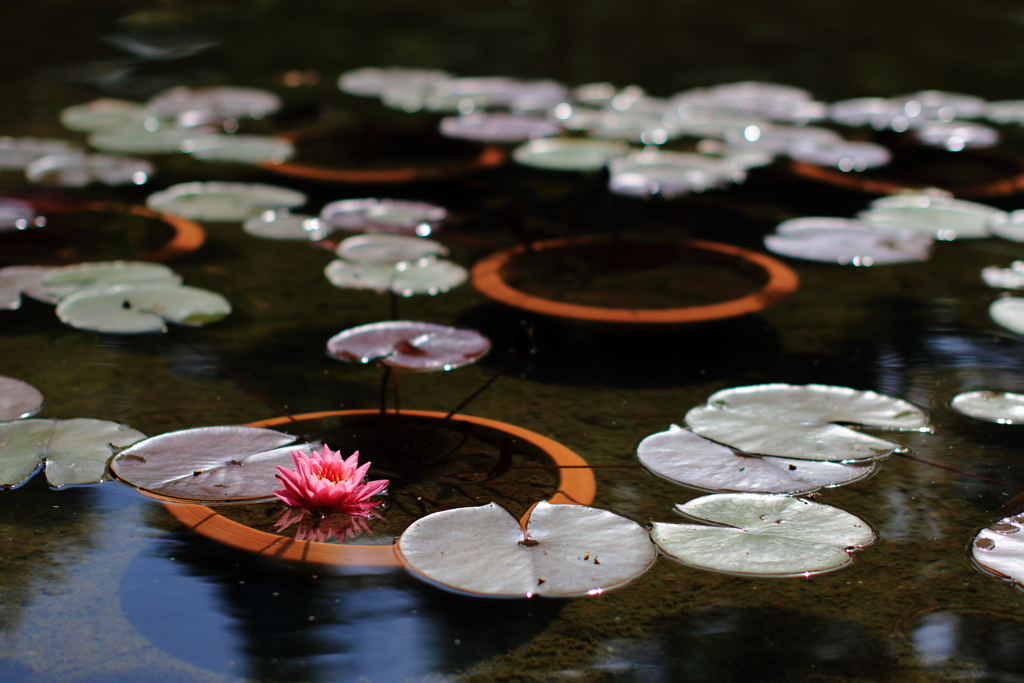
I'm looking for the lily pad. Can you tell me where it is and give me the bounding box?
[147,86,281,119]
[951,391,1024,424]
[41,261,181,301]
[324,258,467,296]
[988,212,1024,242]
[326,320,490,372]
[439,113,561,142]
[982,263,1024,290]
[320,198,448,236]
[0,198,45,232]
[787,140,891,171]
[972,514,1024,588]
[25,152,153,187]
[336,234,448,264]
[111,425,311,502]
[88,124,219,154]
[685,383,927,462]
[0,137,81,170]
[651,493,875,577]
[146,181,307,221]
[638,425,877,495]
[0,418,146,488]
[242,212,321,240]
[55,284,231,334]
[0,266,58,309]
[397,501,656,597]
[338,67,453,97]
[60,99,148,132]
[183,134,294,164]
[512,138,628,171]
[858,195,1002,240]
[990,297,1024,335]
[0,376,44,421]
[765,218,931,265]
[914,122,998,151]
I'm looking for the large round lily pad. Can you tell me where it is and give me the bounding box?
[55,284,231,334]
[41,261,181,301]
[685,383,927,462]
[397,501,656,597]
[951,391,1024,424]
[0,418,146,488]
[111,425,310,502]
[637,424,877,495]
[0,376,44,421]
[651,493,875,577]
[973,514,1024,589]
[857,195,1001,240]
[326,321,490,372]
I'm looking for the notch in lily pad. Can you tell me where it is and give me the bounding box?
[651,493,875,577]
[397,501,657,597]
[0,418,146,489]
[327,321,490,372]
[56,283,231,334]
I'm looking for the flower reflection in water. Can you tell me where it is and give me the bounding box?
[273,507,378,543]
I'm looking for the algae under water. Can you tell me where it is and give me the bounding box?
[5,0,1024,681]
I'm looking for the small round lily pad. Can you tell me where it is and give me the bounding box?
[990,297,1024,335]
[439,113,561,142]
[60,99,148,132]
[512,138,628,172]
[0,376,44,421]
[336,234,448,264]
[147,86,281,119]
[0,137,82,170]
[951,391,1024,424]
[183,134,295,164]
[25,152,153,187]
[55,284,231,334]
[242,212,321,240]
[146,181,307,221]
[858,195,1002,240]
[651,493,875,577]
[324,258,467,296]
[972,514,1024,589]
[320,198,447,236]
[765,217,931,265]
[89,125,218,154]
[326,320,490,371]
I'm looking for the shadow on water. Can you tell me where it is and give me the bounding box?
[120,528,563,683]
[458,304,782,389]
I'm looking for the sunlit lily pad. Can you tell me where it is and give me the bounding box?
[88,124,219,154]
[397,501,656,597]
[327,320,490,371]
[41,261,180,301]
[765,217,931,265]
[111,425,311,502]
[439,113,561,142]
[987,211,1024,242]
[951,391,1024,424]
[972,514,1024,588]
[512,138,628,171]
[0,418,146,488]
[638,425,876,495]
[60,99,148,132]
[914,122,998,151]
[25,152,153,187]
[55,284,231,334]
[242,212,321,240]
[858,195,1002,240]
[608,149,746,199]
[336,234,448,264]
[651,493,875,577]
[0,266,57,309]
[685,383,927,462]
[182,134,294,164]
[982,262,1024,289]
[0,376,44,421]
[990,297,1024,335]
[320,198,447,236]
[788,140,891,171]
[324,258,467,296]
[146,181,307,221]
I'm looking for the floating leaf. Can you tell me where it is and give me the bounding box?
[990,297,1024,335]
[512,138,628,171]
[951,391,1024,424]
[914,121,998,151]
[338,67,453,97]
[324,258,467,296]
[89,125,218,154]
[146,181,307,221]
[858,195,1002,240]
[638,424,876,495]
[765,217,931,265]
[972,514,1024,588]
[147,86,281,119]
[55,284,231,334]
[242,212,321,240]
[987,211,1024,242]
[982,262,1024,290]
[0,197,46,232]
[0,376,44,421]
[41,261,181,301]
[110,425,310,502]
[320,198,447,235]
[60,99,148,132]
[0,137,81,170]
[651,493,875,577]
[685,383,927,462]
[25,152,153,187]
[788,140,891,171]
[439,113,561,142]
[397,501,656,597]
[0,266,57,309]
[327,321,490,372]
[183,134,294,164]
[0,418,146,488]
[337,234,448,264]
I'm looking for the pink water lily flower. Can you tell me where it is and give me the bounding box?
[274,445,389,515]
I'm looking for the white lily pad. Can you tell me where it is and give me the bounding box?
[686,383,927,462]
[111,425,310,502]
[88,125,218,154]
[914,122,998,151]
[55,284,231,334]
[638,425,876,495]
[0,265,58,309]
[338,67,453,97]
[320,198,447,236]
[25,152,153,187]
[651,493,875,577]
[607,150,745,199]
[60,99,149,132]
[41,261,180,301]
[147,86,281,119]
[972,514,1024,588]
[336,234,448,264]
[439,113,561,142]
[858,195,1002,240]
[788,140,891,171]
[0,137,82,170]
[327,320,490,372]
[397,501,656,597]
[183,134,294,164]
[242,212,321,240]
[512,138,628,171]
[324,259,400,292]
[990,297,1024,335]
[0,418,146,488]
[0,198,45,233]
[0,376,44,421]
[324,258,467,296]
[951,391,1024,424]
[146,181,307,221]
[765,218,931,265]
[987,211,1024,243]
[982,262,1024,289]
[423,77,567,113]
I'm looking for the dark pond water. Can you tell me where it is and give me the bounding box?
[5,1,1024,681]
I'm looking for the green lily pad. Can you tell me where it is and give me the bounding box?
[0,418,146,489]
[110,425,309,502]
[41,261,181,301]
[637,424,877,494]
[951,391,1024,424]
[0,265,58,309]
[686,383,927,462]
[651,493,875,577]
[55,284,231,334]
[398,501,657,597]
[184,134,295,164]
[0,376,44,421]
[146,181,307,222]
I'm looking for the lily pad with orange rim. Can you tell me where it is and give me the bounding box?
[472,236,799,326]
[159,410,596,567]
[256,127,506,184]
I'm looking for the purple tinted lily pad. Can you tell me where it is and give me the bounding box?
[0,376,44,421]
[0,198,46,232]
[973,514,1024,589]
[327,321,490,372]
[439,113,561,142]
[320,198,447,236]
[111,425,313,502]
[637,424,877,495]
[0,418,146,489]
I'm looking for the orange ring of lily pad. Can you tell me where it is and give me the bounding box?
[160,409,596,567]
[472,236,799,325]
